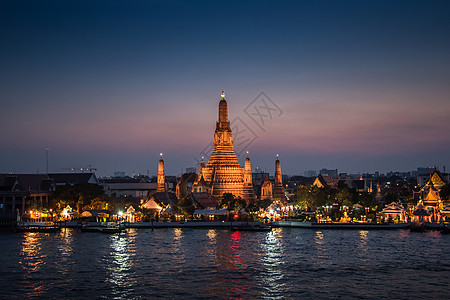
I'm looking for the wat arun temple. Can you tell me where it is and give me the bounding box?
[164,92,286,205]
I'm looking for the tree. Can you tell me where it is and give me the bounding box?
[294,185,329,210]
[176,196,195,216]
[355,192,375,208]
[255,198,272,211]
[335,186,354,207]
[221,193,246,214]
[53,183,110,212]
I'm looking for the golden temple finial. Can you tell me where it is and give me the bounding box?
[221,91,225,99]
[160,153,163,159]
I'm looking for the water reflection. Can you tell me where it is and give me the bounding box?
[358,230,369,252]
[172,228,186,266]
[206,229,216,244]
[261,228,285,298]
[54,228,75,281]
[19,232,50,298]
[106,232,136,298]
[20,232,44,273]
[4,227,449,299]
[229,231,245,269]
[314,231,324,244]
[56,228,74,259]
[311,230,328,269]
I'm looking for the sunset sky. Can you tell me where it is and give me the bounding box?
[1,0,450,176]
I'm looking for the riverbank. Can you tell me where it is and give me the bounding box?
[272,220,411,230]
[59,221,263,229]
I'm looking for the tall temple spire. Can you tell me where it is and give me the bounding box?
[218,91,229,126]
[273,154,285,203]
[244,152,252,184]
[242,151,257,204]
[202,92,244,200]
[157,153,165,192]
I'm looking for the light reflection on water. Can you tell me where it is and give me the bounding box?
[20,232,44,273]
[19,232,52,298]
[358,230,369,252]
[261,228,285,299]
[1,228,449,299]
[229,231,245,269]
[106,231,136,298]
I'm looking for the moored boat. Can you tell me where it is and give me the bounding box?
[409,222,426,232]
[231,223,272,232]
[81,222,125,233]
[16,221,61,232]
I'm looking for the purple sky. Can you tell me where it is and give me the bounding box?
[1,0,450,176]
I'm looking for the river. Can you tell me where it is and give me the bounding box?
[0,228,449,299]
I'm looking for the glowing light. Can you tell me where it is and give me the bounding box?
[221,91,225,99]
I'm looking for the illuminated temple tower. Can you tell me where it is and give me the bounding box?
[272,154,286,203]
[201,92,255,203]
[242,152,257,203]
[156,153,166,192]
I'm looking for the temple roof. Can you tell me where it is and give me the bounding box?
[425,170,447,188]
[191,192,217,209]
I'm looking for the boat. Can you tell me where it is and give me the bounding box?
[81,222,125,233]
[409,222,426,232]
[231,223,272,232]
[16,221,61,232]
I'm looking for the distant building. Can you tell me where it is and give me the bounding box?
[418,169,448,209]
[319,168,338,177]
[0,174,55,218]
[260,174,273,201]
[185,167,197,174]
[303,170,317,177]
[417,167,435,175]
[114,171,126,178]
[47,173,98,186]
[313,174,337,189]
[100,178,158,199]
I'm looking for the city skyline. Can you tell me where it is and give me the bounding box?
[1,1,450,176]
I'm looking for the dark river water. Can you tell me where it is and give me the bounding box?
[1,228,449,299]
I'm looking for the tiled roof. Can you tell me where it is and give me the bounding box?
[152,192,178,206]
[191,192,217,209]
[0,174,53,192]
[48,173,97,185]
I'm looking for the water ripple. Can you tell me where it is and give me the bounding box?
[0,228,449,299]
